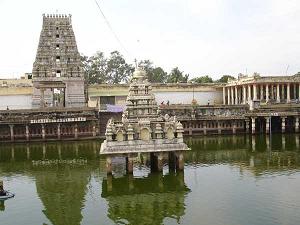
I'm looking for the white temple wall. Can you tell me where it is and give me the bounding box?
[154,91,223,105]
[0,95,32,110]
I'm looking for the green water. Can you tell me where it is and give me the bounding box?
[0,134,300,225]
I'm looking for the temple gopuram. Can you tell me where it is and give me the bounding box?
[100,67,190,174]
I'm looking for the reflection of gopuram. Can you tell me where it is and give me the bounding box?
[34,166,90,225]
[0,141,99,225]
[102,172,190,225]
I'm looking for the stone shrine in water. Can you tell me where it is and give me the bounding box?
[100,67,190,174]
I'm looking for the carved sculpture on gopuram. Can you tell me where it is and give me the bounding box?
[32,14,85,108]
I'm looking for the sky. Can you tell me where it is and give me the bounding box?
[1,0,300,79]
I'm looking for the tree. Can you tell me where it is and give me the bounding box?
[216,75,235,83]
[81,51,134,84]
[81,51,108,84]
[190,75,213,83]
[167,67,189,83]
[139,60,168,83]
[106,51,134,84]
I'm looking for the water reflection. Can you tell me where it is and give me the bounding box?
[0,135,299,225]
[102,172,190,225]
[186,134,300,176]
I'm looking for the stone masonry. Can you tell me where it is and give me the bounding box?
[32,14,85,108]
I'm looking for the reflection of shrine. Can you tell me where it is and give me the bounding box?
[102,173,190,225]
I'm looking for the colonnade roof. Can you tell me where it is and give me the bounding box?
[226,74,300,86]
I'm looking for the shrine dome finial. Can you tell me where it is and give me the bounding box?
[132,66,147,79]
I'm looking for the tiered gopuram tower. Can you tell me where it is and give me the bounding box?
[100,67,190,174]
[32,14,85,108]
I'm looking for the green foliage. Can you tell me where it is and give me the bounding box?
[81,50,238,85]
[81,51,134,84]
[106,51,134,84]
[216,75,235,83]
[190,75,213,83]
[139,60,168,83]
[167,67,189,83]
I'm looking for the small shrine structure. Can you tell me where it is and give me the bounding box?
[100,67,190,174]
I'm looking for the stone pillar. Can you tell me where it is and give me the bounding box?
[217,121,222,134]
[231,87,234,105]
[188,122,192,135]
[281,84,285,101]
[260,85,264,101]
[270,85,273,100]
[176,152,184,171]
[126,156,134,174]
[232,121,236,134]
[235,86,238,104]
[287,83,291,103]
[295,117,299,132]
[248,85,252,102]
[157,153,164,172]
[227,87,231,105]
[168,152,176,172]
[266,85,269,102]
[203,121,207,135]
[245,119,250,133]
[281,117,286,133]
[294,84,297,100]
[251,117,256,134]
[243,85,246,104]
[41,124,45,140]
[223,87,226,105]
[253,84,257,101]
[74,123,78,139]
[276,84,280,103]
[9,125,14,141]
[265,117,270,134]
[57,123,61,139]
[25,125,29,141]
[106,156,112,175]
[92,123,96,137]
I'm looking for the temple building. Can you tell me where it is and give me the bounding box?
[32,14,85,108]
[223,73,300,105]
[100,67,190,174]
